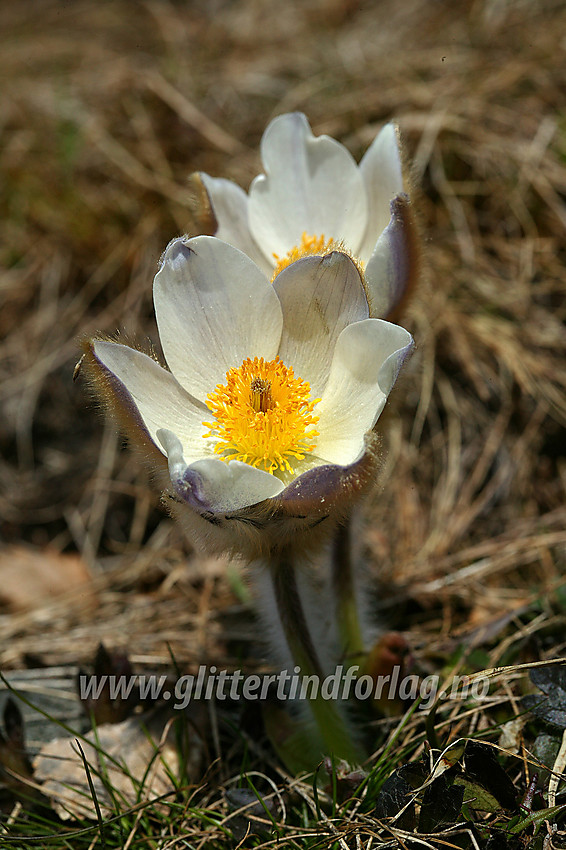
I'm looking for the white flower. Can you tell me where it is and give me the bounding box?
[194,113,418,321]
[83,236,413,554]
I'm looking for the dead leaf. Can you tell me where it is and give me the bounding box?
[498,717,525,754]
[33,706,204,820]
[0,545,94,612]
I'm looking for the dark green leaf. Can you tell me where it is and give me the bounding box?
[532,732,561,773]
[505,803,566,835]
[455,777,503,813]
[418,773,465,833]
[374,767,416,830]
[523,694,566,729]
[524,664,566,729]
[530,664,566,693]
[463,741,517,810]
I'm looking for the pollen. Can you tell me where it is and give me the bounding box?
[203,356,320,475]
[271,232,340,280]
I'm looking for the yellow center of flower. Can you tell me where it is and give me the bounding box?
[271,231,365,282]
[271,232,341,280]
[203,356,320,475]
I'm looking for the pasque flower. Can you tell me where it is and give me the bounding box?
[82,235,413,556]
[193,112,419,322]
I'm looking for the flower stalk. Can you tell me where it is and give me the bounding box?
[270,546,365,766]
[331,518,366,672]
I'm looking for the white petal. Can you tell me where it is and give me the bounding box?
[314,319,413,464]
[160,439,285,512]
[248,113,367,262]
[157,429,284,512]
[197,173,273,275]
[364,195,414,319]
[154,236,283,402]
[157,428,189,482]
[92,341,211,458]
[189,458,284,511]
[358,123,404,263]
[273,252,369,398]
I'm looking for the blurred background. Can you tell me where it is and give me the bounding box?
[1,0,565,673]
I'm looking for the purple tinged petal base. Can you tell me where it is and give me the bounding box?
[364,193,421,322]
[166,435,381,559]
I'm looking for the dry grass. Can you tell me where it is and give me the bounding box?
[1,0,566,843]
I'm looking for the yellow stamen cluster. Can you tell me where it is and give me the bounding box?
[271,232,340,280]
[203,356,320,475]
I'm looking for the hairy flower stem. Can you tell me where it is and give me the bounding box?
[271,548,364,765]
[331,518,366,671]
